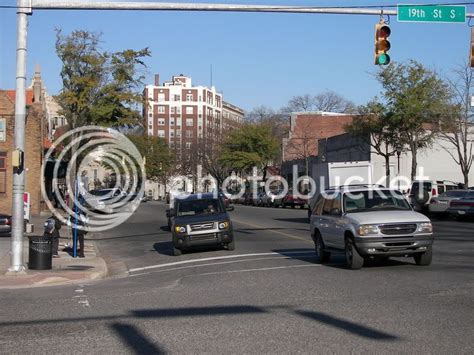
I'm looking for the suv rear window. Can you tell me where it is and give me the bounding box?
[177,198,224,217]
[411,182,432,195]
[343,190,411,213]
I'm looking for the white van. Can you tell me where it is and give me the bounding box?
[409,180,460,207]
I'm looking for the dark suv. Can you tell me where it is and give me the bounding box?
[166,193,235,256]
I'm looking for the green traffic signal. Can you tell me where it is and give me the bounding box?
[376,53,390,65]
[374,22,391,65]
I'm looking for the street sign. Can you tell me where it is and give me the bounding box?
[397,5,466,23]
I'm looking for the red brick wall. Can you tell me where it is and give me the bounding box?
[284,114,354,161]
[0,91,44,216]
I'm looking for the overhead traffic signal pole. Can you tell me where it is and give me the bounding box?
[9,1,474,273]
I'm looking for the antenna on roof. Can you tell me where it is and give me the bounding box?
[210,64,213,87]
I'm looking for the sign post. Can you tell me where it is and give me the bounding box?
[397,5,466,23]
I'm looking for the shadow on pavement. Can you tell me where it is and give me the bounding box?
[111,322,167,354]
[295,310,398,340]
[152,241,175,256]
[0,305,400,342]
[273,217,309,224]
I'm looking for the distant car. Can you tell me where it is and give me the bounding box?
[218,192,232,209]
[447,191,474,220]
[251,192,266,206]
[282,192,307,209]
[311,186,434,269]
[83,188,125,212]
[0,214,11,236]
[429,190,471,217]
[166,193,235,256]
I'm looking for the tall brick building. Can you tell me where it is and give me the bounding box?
[0,90,45,216]
[143,74,244,153]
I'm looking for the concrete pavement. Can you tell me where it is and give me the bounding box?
[0,215,108,289]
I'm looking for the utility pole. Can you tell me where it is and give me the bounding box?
[9,0,31,273]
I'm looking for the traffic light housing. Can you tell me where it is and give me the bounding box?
[470,27,474,67]
[374,22,391,65]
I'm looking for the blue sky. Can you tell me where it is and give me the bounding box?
[0,0,472,112]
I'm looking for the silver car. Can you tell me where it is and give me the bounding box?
[428,190,471,216]
[310,186,434,269]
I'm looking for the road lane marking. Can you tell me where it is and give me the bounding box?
[128,251,315,273]
[232,218,312,244]
[190,264,320,277]
[129,254,317,276]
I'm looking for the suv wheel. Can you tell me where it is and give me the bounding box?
[227,239,235,251]
[315,232,330,263]
[173,246,182,256]
[345,238,364,270]
[414,245,432,266]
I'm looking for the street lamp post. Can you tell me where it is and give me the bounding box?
[396,147,402,190]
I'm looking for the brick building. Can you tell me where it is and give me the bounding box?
[282,112,355,162]
[143,74,244,153]
[0,89,46,216]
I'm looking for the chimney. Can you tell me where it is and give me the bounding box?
[154,74,160,86]
[33,64,43,103]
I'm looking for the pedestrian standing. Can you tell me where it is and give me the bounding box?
[51,215,62,258]
[71,209,88,258]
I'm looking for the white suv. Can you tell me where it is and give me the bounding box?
[310,186,434,269]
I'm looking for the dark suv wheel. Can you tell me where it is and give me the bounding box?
[345,237,364,270]
[315,231,330,263]
[414,245,432,266]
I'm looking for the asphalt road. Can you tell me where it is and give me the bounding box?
[0,201,473,354]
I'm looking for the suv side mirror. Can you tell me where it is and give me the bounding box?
[166,209,174,218]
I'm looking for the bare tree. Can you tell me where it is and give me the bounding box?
[282,94,315,113]
[313,90,357,113]
[438,62,474,186]
[284,118,319,176]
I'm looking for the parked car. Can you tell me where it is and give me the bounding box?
[447,191,474,220]
[260,191,282,207]
[310,186,434,269]
[166,193,235,256]
[218,192,232,209]
[252,192,267,207]
[282,192,307,209]
[0,214,11,236]
[409,180,459,210]
[82,188,125,212]
[428,190,471,217]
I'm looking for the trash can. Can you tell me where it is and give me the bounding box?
[28,235,52,270]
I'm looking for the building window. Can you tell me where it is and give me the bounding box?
[171,107,175,114]
[185,142,191,149]
[185,130,193,138]
[186,94,193,101]
[170,118,175,126]
[157,93,165,102]
[176,107,181,114]
[0,119,5,142]
[186,107,193,115]
[158,118,165,126]
[186,118,193,126]
[0,152,6,193]
[157,106,165,114]
[176,129,181,137]
[174,95,181,101]
[157,130,165,138]
[170,130,175,138]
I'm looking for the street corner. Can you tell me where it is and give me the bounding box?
[0,242,108,289]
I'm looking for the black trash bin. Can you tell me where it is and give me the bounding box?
[28,235,52,270]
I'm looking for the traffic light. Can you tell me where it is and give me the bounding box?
[374,22,391,65]
[470,27,474,67]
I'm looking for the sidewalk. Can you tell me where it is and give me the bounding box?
[0,215,108,289]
